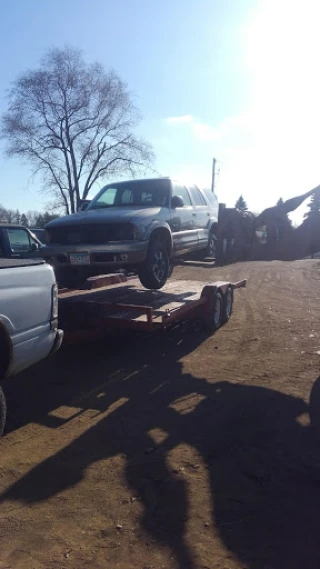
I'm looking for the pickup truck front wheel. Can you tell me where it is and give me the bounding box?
[0,385,6,437]
[138,239,170,289]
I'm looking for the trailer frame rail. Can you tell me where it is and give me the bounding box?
[59,277,247,343]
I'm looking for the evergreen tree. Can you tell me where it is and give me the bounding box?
[15,209,21,224]
[276,197,292,238]
[34,214,45,228]
[304,192,320,219]
[235,195,248,212]
[43,211,59,226]
[20,213,28,227]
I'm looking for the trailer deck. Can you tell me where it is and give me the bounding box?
[59,274,247,343]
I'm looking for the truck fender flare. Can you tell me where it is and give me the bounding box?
[0,322,13,380]
[145,222,173,254]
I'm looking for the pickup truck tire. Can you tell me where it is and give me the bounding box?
[0,385,6,437]
[206,230,217,259]
[138,238,170,290]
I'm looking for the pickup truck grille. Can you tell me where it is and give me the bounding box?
[48,223,134,244]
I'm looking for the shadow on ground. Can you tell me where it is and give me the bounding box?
[2,327,320,569]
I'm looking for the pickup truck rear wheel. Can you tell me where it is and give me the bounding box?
[138,239,170,289]
[0,385,6,437]
[206,230,217,259]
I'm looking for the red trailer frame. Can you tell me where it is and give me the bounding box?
[59,274,247,343]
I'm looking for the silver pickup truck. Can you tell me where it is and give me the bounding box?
[0,258,63,436]
[41,177,219,290]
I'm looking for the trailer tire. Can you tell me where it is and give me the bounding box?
[222,287,233,324]
[138,238,170,290]
[0,385,6,438]
[204,291,223,333]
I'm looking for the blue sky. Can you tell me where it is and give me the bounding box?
[0,0,319,221]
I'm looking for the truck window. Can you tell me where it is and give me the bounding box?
[96,187,117,206]
[121,189,134,204]
[189,185,206,206]
[172,184,192,206]
[7,228,31,252]
[202,188,218,207]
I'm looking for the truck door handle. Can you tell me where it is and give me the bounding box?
[192,213,196,217]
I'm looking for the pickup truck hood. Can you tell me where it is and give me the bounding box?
[47,207,163,228]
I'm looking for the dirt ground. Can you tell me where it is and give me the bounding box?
[1,260,320,569]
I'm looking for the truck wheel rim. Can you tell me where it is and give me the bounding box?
[213,297,221,325]
[225,290,232,317]
[209,236,215,257]
[153,250,166,281]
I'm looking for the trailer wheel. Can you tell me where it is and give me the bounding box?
[222,287,233,324]
[204,291,223,333]
[0,385,6,438]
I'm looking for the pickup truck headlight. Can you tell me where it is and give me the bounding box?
[112,223,141,241]
[132,224,142,240]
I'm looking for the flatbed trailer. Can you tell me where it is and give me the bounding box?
[58,274,247,343]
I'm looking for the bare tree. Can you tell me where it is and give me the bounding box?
[1,46,154,214]
[0,206,7,222]
[5,210,16,224]
[26,210,40,227]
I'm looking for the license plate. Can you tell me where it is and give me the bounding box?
[69,252,90,265]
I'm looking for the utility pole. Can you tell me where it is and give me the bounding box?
[211,158,216,193]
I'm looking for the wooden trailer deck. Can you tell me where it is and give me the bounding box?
[58,275,247,342]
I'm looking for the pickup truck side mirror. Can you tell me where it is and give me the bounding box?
[171,195,185,209]
[79,199,91,211]
[30,242,39,251]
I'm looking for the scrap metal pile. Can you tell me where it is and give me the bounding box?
[216,186,320,264]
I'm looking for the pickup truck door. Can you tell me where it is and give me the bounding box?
[188,185,211,249]
[0,261,59,376]
[5,228,40,259]
[169,183,198,254]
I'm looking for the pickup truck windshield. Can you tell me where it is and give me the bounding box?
[89,180,170,209]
